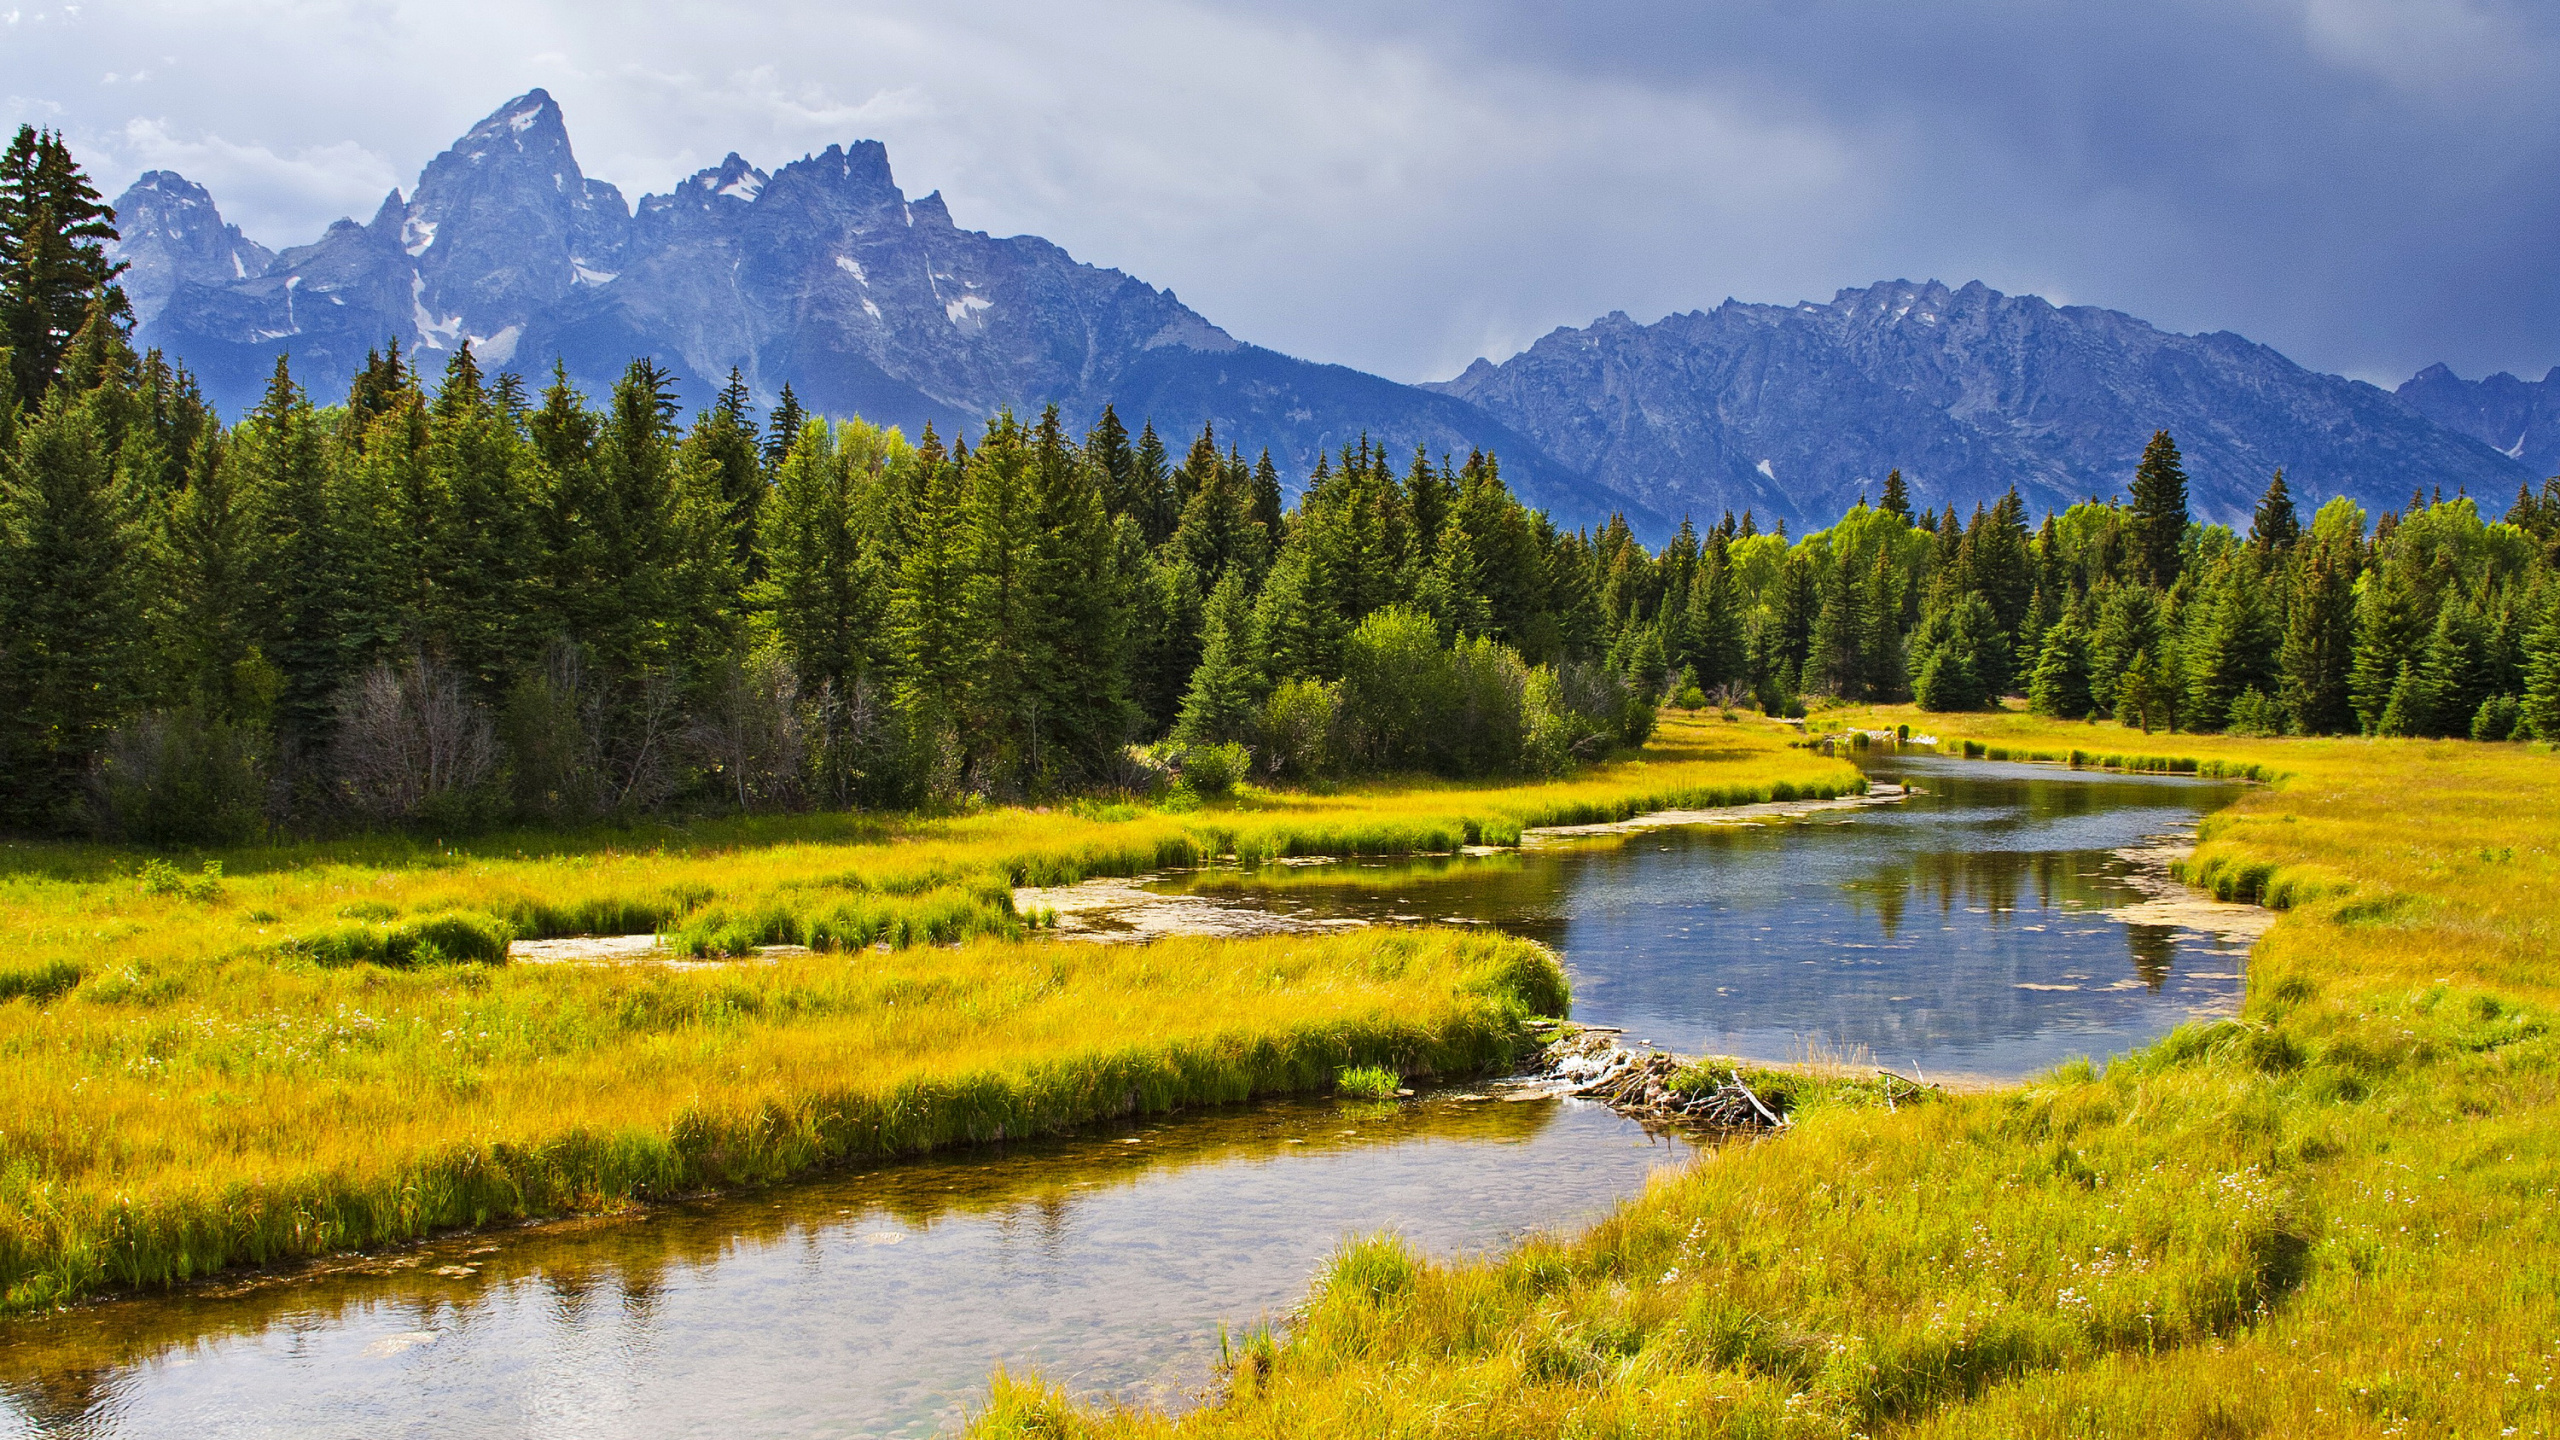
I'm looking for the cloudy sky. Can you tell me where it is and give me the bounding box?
[4,0,2554,388]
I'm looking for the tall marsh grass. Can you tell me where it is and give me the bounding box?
[0,928,1564,1311]
[0,711,1854,991]
[970,710,2560,1439]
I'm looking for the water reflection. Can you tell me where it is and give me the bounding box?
[0,1095,1690,1440]
[1157,757,2251,1078]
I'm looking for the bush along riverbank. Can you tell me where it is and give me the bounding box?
[969,713,2560,1438]
[0,928,1564,1313]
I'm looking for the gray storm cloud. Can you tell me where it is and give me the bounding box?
[3,0,2556,387]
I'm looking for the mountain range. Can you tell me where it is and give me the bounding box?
[111,90,2548,537]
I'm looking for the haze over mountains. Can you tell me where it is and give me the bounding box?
[112,90,2546,537]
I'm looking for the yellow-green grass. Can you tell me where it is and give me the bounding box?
[0,711,1854,997]
[0,927,1564,1313]
[971,710,2560,1439]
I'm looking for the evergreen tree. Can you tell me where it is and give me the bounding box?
[1142,552,1211,732]
[0,388,138,822]
[1909,593,2007,712]
[1131,420,1175,546]
[2089,585,2161,715]
[0,125,127,403]
[2413,597,2493,738]
[1084,405,1137,519]
[961,413,1042,784]
[528,361,609,651]
[1684,548,1747,694]
[1860,549,1906,700]
[2128,429,2191,589]
[687,368,766,577]
[1770,545,1821,679]
[1969,488,2037,670]
[331,380,436,673]
[1169,428,1270,590]
[2349,564,2424,735]
[1416,511,1494,642]
[758,416,872,698]
[2114,650,2168,732]
[2249,469,2300,555]
[2280,499,2364,734]
[1879,468,1911,523]
[1174,574,1262,747]
[421,344,532,696]
[586,359,690,681]
[1404,445,1455,556]
[1250,449,1285,552]
[147,428,269,718]
[2184,555,2279,731]
[2521,610,2560,741]
[759,384,805,477]
[2028,608,2094,719]
[1804,549,1869,697]
[1022,406,1130,778]
[889,434,977,789]
[1254,542,1341,688]
[240,357,347,751]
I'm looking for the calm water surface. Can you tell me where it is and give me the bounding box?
[1155,755,2252,1079]
[0,1098,1689,1440]
[0,753,2254,1438]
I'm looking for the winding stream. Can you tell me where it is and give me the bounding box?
[0,754,2259,1439]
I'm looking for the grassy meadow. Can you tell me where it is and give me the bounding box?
[0,712,1853,1312]
[0,927,1564,1313]
[0,711,1854,1000]
[972,710,2560,1439]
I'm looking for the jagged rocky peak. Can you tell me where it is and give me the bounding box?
[695,152,769,203]
[2396,361,2560,476]
[403,88,625,330]
[106,171,276,322]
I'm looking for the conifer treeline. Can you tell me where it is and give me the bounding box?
[4,130,2558,841]
[0,301,1671,837]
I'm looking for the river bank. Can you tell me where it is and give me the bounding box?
[971,711,2560,1439]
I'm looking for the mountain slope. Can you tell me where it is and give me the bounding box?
[1430,280,2531,527]
[110,94,2531,539]
[112,91,1643,529]
[2395,363,2560,487]
[109,171,276,326]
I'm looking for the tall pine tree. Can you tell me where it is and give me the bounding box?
[2128,430,2190,589]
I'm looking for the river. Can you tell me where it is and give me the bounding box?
[0,754,2258,1439]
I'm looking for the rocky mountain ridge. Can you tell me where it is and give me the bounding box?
[115,91,1622,526]
[1428,280,2533,526]
[2394,363,2560,487]
[111,91,2540,535]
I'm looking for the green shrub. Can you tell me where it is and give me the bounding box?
[2472,693,2521,742]
[285,910,514,967]
[1259,679,1339,779]
[1180,742,1252,799]
[2226,687,2289,736]
[0,958,82,1004]
[137,859,224,902]
[1335,1064,1402,1099]
[1338,607,1458,772]
[93,707,267,845]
